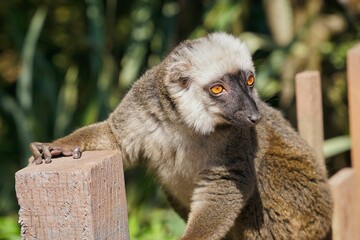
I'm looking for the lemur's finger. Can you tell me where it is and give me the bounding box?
[50,148,62,156]
[62,150,73,156]
[34,156,43,165]
[29,142,43,160]
[72,147,81,159]
[42,146,52,164]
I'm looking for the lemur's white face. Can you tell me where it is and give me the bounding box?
[165,32,260,135]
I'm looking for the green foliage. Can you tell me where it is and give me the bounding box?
[0,215,20,240]
[324,135,351,159]
[128,208,185,240]
[0,0,359,238]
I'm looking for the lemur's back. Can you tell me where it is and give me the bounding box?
[228,102,332,240]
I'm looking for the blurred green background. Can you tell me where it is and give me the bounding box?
[0,0,359,239]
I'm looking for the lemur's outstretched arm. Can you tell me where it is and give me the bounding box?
[29,121,118,165]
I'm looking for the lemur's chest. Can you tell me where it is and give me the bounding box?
[161,143,208,207]
[144,126,223,208]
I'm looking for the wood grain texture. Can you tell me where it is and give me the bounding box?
[341,43,360,240]
[15,151,129,240]
[329,168,360,240]
[347,44,360,171]
[295,71,324,164]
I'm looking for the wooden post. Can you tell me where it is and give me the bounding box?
[295,71,324,164]
[347,44,360,173]
[336,43,360,239]
[329,168,358,240]
[15,151,129,240]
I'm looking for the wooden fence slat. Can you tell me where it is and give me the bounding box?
[295,71,324,164]
[15,151,129,240]
[329,168,359,240]
[347,43,360,172]
[343,43,360,240]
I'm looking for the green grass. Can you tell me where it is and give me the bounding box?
[0,215,20,240]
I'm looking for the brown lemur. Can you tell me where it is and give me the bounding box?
[30,33,333,240]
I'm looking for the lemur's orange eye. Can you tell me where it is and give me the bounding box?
[247,75,255,86]
[210,84,224,95]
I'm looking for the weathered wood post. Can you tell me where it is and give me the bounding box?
[328,43,360,240]
[15,151,129,240]
[347,44,360,181]
[295,71,324,164]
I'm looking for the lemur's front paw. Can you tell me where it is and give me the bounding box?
[29,142,81,165]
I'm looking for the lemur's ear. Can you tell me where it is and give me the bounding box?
[165,39,198,89]
[167,59,191,89]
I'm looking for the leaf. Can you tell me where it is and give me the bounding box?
[17,6,48,113]
[54,65,79,138]
[323,135,351,159]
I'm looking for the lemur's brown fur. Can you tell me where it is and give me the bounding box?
[30,33,332,240]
